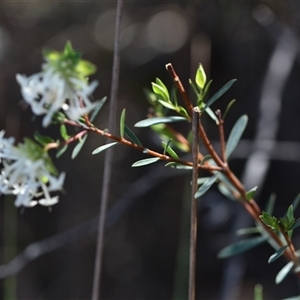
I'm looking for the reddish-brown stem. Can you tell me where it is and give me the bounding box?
[166,63,194,119]
[165,124,191,152]
[216,109,226,163]
[87,126,220,171]
[166,63,300,275]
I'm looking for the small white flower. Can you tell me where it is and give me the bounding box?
[0,131,65,207]
[16,42,99,127]
[16,70,98,127]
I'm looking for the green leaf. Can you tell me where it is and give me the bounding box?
[223,99,236,120]
[201,79,212,101]
[124,125,143,147]
[158,100,176,110]
[71,135,87,159]
[281,296,300,300]
[56,144,68,158]
[195,175,217,198]
[218,236,267,258]
[236,227,260,236]
[204,107,219,125]
[34,133,54,146]
[165,162,193,169]
[254,284,263,300]
[75,59,97,77]
[132,157,160,167]
[177,106,190,119]
[218,182,236,201]
[60,124,70,141]
[225,115,248,158]
[260,211,278,230]
[92,142,118,155]
[161,141,179,159]
[204,79,236,110]
[135,116,187,127]
[90,97,107,122]
[195,63,206,90]
[275,261,294,284]
[265,193,276,215]
[189,79,199,99]
[120,108,126,138]
[292,194,300,211]
[152,80,169,102]
[291,218,300,230]
[268,245,288,263]
[287,205,294,222]
[197,177,210,185]
[246,186,258,200]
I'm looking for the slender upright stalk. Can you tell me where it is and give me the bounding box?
[92,1,123,299]
[189,107,200,300]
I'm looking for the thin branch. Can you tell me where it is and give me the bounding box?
[189,107,200,300]
[216,109,226,163]
[166,63,194,119]
[92,1,123,299]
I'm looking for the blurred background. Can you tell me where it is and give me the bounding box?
[1,0,300,299]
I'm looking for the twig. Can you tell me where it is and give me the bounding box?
[189,107,200,300]
[216,109,226,163]
[91,1,123,299]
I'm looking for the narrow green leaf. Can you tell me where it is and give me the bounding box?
[76,59,96,77]
[90,97,107,122]
[287,205,294,222]
[223,99,236,120]
[225,115,248,158]
[202,79,212,100]
[92,142,118,155]
[195,63,206,90]
[124,125,143,147]
[132,157,160,167]
[197,177,210,185]
[56,144,68,158]
[71,135,87,159]
[260,211,277,228]
[292,194,300,211]
[195,175,217,198]
[177,106,190,119]
[254,284,263,300]
[120,108,126,138]
[246,186,258,200]
[281,296,300,300]
[60,124,70,141]
[204,79,237,110]
[218,236,267,258]
[158,100,176,110]
[236,227,260,236]
[135,116,186,127]
[205,107,219,125]
[291,218,300,230]
[152,81,169,102]
[275,261,294,284]
[189,78,200,99]
[34,133,54,146]
[165,162,193,169]
[266,193,276,215]
[268,245,288,263]
[162,141,179,159]
[155,77,170,100]
[218,182,236,201]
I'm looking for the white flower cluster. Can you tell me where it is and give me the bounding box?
[16,68,99,127]
[0,131,65,207]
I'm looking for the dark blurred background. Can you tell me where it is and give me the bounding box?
[1,1,300,299]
